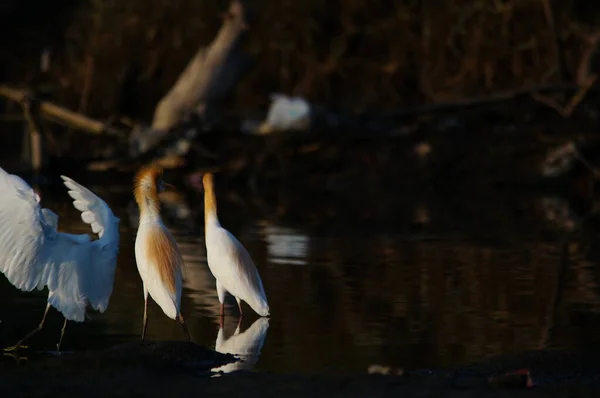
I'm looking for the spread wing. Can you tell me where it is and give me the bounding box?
[61,176,119,242]
[61,176,120,312]
[0,167,56,291]
[0,168,121,322]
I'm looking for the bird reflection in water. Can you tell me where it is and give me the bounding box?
[211,317,269,376]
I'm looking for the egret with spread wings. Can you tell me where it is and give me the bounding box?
[0,167,120,351]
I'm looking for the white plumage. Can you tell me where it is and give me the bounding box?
[0,167,120,350]
[202,173,270,318]
[133,164,190,341]
[206,226,270,316]
[135,223,182,320]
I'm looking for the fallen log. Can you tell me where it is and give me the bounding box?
[150,0,250,132]
[0,85,123,136]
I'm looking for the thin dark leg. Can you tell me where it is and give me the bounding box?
[235,314,243,333]
[141,296,148,341]
[237,299,243,317]
[56,318,68,352]
[177,313,190,341]
[4,303,51,352]
[219,303,225,329]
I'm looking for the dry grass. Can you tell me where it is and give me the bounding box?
[5,0,600,120]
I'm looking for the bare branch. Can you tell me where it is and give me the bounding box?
[151,0,249,132]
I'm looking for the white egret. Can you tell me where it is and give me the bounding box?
[0,167,120,351]
[133,164,190,341]
[202,172,270,318]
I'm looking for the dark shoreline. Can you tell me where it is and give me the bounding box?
[3,342,600,397]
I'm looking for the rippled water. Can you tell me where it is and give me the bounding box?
[1,174,600,375]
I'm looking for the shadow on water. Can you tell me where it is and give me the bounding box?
[1,169,600,377]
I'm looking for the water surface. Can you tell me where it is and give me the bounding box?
[1,175,599,375]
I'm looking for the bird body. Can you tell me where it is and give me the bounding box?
[133,165,189,340]
[135,221,182,320]
[203,173,269,317]
[0,167,120,350]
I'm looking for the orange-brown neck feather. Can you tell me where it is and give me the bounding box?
[203,173,218,224]
[145,226,181,294]
[134,165,162,217]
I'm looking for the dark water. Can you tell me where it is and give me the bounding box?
[1,173,600,375]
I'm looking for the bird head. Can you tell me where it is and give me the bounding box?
[134,163,176,207]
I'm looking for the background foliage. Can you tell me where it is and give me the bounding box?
[1,0,600,122]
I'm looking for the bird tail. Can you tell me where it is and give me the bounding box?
[248,296,270,317]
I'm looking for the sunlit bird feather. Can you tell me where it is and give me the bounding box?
[0,167,120,351]
[202,172,270,318]
[133,164,190,341]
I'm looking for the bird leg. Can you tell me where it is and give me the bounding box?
[141,296,148,341]
[3,303,51,352]
[219,303,225,329]
[56,318,68,353]
[235,314,243,333]
[236,298,243,317]
[177,313,190,341]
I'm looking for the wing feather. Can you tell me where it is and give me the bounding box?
[0,167,55,291]
[0,169,120,321]
[60,176,119,242]
[60,176,120,312]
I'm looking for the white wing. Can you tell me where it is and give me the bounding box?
[206,226,269,316]
[41,233,90,321]
[0,167,56,292]
[41,208,59,230]
[0,167,120,322]
[61,176,120,313]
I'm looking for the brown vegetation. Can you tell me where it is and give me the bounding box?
[3,0,600,122]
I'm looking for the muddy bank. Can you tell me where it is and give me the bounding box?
[3,342,600,397]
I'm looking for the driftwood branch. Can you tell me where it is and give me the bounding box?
[151,0,249,132]
[0,85,122,136]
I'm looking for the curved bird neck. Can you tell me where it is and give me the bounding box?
[203,173,220,231]
[134,176,162,224]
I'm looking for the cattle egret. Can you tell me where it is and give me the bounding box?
[0,167,120,351]
[133,164,190,341]
[202,172,269,318]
